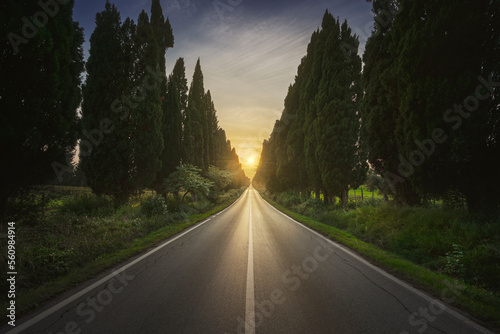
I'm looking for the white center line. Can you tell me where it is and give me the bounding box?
[245,191,255,334]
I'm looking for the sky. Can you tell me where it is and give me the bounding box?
[73,0,375,178]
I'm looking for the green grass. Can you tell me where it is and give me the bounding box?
[0,187,245,323]
[348,186,384,200]
[261,193,500,330]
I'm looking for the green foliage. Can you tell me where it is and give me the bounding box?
[444,244,466,278]
[207,165,234,191]
[255,11,367,205]
[0,0,84,222]
[130,9,165,190]
[79,0,178,203]
[164,164,214,201]
[30,247,76,283]
[361,0,500,213]
[184,59,206,168]
[5,188,46,226]
[80,2,136,204]
[60,194,115,217]
[140,195,168,217]
[153,75,183,194]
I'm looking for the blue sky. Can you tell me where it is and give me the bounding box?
[73,0,374,177]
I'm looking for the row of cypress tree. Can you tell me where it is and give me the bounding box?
[255,2,499,216]
[0,0,247,220]
[80,1,247,203]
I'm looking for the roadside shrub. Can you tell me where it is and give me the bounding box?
[277,191,301,208]
[141,195,168,217]
[60,194,115,216]
[27,246,76,283]
[5,188,46,225]
[443,243,466,278]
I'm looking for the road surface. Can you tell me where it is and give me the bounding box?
[3,187,492,334]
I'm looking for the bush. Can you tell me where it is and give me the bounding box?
[276,191,302,208]
[28,246,76,283]
[140,195,168,217]
[60,194,115,216]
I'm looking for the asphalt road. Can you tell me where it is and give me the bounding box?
[3,187,493,334]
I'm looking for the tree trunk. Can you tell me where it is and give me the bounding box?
[395,182,420,206]
[464,191,499,218]
[341,188,348,209]
[361,187,364,201]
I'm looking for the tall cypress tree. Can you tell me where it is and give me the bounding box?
[149,0,176,194]
[285,59,310,193]
[204,90,219,167]
[303,30,324,197]
[184,59,206,169]
[153,77,183,194]
[80,2,134,203]
[361,0,398,176]
[314,13,365,207]
[130,10,164,190]
[1,0,84,220]
[170,58,189,120]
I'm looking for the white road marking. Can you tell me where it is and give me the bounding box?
[245,192,256,334]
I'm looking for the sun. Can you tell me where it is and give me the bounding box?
[248,157,255,164]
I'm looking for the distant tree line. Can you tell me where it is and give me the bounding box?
[255,1,499,216]
[80,1,248,203]
[1,0,248,221]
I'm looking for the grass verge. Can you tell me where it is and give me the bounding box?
[260,193,500,331]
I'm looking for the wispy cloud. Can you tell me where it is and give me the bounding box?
[163,0,374,176]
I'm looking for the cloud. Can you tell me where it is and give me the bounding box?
[164,0,374,177]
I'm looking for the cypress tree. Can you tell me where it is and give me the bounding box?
[204,90,219,167]
[1,0,84,220]
[303,30,324,198]
[314,13,365,207]
[130,10,164,190]
[391,0,499,214]
[80,2,134,203]
[153,78,183,194]
[149,0,176,194]
[184,59,206,169]
[360,0,421,205]
[170,58,189,121]
[285,59,311,193]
